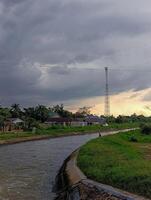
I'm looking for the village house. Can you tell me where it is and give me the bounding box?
[70,118,87,127]
[85,115,106,126]
[1,118,24,132]
[45,112,72,126]
[45,112,106,127]
[45,117,72,126]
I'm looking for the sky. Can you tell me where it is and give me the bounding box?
[1,0,151,115]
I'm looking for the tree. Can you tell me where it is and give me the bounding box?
[24,107,36,119]
[0,107,11,119]
[115,115,129,123]
[34,105,49,122]
[75,106,91,118]
[0,107,11,131]
[106,115,116,123]
[24,117,39,130]
[11,104,22,118]
[52,104,72,118]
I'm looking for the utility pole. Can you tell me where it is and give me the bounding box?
[105,67,110,116]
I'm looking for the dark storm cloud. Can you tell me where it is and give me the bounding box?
[0,0,151,106]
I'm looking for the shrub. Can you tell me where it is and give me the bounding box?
[140,124,151,135]
[50,124,65,129]
[129,135,138,142]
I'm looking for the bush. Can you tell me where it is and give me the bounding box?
[48,124,65,129]
[129,135,138,142]
[140,124,151,135]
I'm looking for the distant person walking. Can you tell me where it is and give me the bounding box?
[99,130,102,137]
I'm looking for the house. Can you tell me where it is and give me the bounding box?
[45,112,106,127]
[45,117,72,126]
[48,111,60,118]
[71,118,87,127]
[45,112,72,126]
[2,118,24,132]
[46,111,88,127]
[10,118,24,124]
[46,116,87,127]
[85,115,106,125]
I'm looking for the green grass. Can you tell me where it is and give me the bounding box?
[77,130,151,198]
[0,123,138,142]
[36,122,138,135]
[0,132,33,140]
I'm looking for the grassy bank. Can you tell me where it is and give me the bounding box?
[0,123,138,143]
[78,129,151,198]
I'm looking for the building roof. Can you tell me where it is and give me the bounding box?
[10,118,24,124]
[48,112,60,118]
[71,118,85,122]
[46,117,71,123]
[85,115,106,123]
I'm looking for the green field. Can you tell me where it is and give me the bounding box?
[0,123,138,142]
[78,129,151,198]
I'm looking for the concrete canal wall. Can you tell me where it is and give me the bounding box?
[55,150,149,200]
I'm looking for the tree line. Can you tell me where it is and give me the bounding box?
[0,103,151,129]
[0,104,92,128]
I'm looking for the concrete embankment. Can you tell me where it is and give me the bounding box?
[55,130,149,200]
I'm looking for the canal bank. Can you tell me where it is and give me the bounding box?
[0,131,98,145]
[0,129,138,147]
[55,150,149,200]
[55,129,148,200]
[0,124,138,146]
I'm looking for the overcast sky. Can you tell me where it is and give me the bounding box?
[1,0,151,114]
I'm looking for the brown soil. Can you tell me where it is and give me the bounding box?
[140,144,151,160]
[55,182,124,200]
[79,183,122,200]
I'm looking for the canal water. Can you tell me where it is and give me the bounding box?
[0,133,98,200]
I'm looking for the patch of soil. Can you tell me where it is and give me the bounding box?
[140,144,151,160]
[79,183,122,200]
[55,182,124,200]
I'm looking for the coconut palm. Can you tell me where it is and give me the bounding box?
[11,104,22,118]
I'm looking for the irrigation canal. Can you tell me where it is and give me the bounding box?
[0,133,99,200]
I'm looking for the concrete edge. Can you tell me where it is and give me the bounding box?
[64,133,149,200]
[65,150,149,200]
[65,150,86,186]
[65,128,138,186]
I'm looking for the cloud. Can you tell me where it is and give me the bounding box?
[0,0,151,108]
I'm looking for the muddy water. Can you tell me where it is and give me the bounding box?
[0,133,98,200]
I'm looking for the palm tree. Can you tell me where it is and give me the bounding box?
[0,107,11,131]
[11,104,22,118]
[35,105,49,122]
[24,107,35,118]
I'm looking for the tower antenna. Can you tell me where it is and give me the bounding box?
[105,67,110,116]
